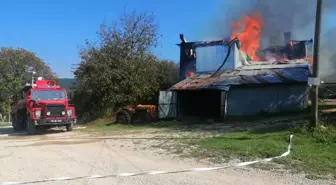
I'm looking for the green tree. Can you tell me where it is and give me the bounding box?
[0,48,57,115]
[156,60,179,90]
[73,10,165,120]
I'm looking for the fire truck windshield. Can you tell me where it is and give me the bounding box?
[32,90,66,101]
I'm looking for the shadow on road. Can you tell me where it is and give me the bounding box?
[137,118,297,135]
[0,126,65,137]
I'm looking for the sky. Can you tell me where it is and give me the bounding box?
[1,0,336,78]
[0,0,222,78]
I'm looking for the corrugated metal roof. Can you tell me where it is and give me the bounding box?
[169,64,311,91]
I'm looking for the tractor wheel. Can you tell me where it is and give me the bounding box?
[116,110,132,124]
[26,116,36,135]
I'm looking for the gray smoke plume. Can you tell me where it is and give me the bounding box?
[204,0,336,81]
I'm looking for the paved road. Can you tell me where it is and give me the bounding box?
[0,127,333,185]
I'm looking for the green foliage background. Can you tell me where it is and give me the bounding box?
[0,48,57,115]
[0,10,180,122]
[71,10,179,121]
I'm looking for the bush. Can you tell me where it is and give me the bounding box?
[291,122,336,144]
[72,10,179,121]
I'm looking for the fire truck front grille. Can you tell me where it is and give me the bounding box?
[46,104,66,116]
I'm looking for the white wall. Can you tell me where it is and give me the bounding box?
[195,44,240,72]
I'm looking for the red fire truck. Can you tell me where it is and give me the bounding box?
[11,78,77,135]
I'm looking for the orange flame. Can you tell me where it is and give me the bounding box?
[231,13,263,61]
[187,72,195,77]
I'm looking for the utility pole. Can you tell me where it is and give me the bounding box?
[310,0,323,127]
[31,71,36,86]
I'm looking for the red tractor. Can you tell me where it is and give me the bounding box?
[11,78,77,135]
[116,104,158,124]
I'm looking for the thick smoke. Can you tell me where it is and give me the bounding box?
[204,0,336,81]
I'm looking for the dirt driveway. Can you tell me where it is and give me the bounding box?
[0,126,333,185]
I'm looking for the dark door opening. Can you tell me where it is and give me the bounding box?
[177,90,223,121]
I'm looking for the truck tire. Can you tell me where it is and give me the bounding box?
[116,110,132,124]
[12,113,23,131]
[12,114,18,131]
[26,116,36,135]
[21,113,27,130]
[66,123,73,131]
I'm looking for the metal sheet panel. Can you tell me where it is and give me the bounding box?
[278,68,309,82]
[227,87,279,116]
[158,91,177,119]
[260,72,283,83]
[196,45,235,72]
[169,65,311,91]
[226,85,308,116]
[239,75,262,84]
[277,85,309,111]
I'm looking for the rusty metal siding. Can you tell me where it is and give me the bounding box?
[170,65,310,91]
[226,84,309,116]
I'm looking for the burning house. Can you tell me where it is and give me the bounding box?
[157,32,313,120]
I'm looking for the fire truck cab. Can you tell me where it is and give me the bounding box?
[11,78,77,135]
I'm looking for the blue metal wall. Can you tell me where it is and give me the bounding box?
[226,84,309,116]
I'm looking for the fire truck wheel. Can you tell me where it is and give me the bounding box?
[12,113,22,131]
[116,110,132,124]
[26,116,36,135]
[12,114,18,131]
[66,123,73,131]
